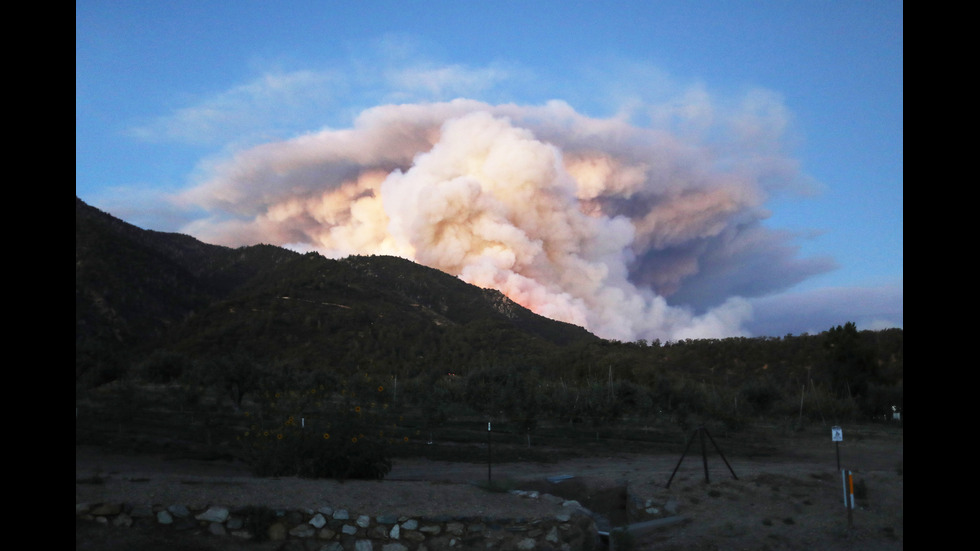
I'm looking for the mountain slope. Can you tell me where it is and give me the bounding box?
[75,197,597,382]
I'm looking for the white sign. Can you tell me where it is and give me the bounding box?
[832,426,843,442]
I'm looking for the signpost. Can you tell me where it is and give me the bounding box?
[831,426,843,471]
[842,469,854,528]
[833,427,854,528]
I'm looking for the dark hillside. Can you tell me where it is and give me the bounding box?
[76,195,901,462]
[75,197,598,385]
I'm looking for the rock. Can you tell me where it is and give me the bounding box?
[290,524,316,538]
[167,505,191,518]
[310,513,328,528]
[196,506,230,523]
[76,488,597,550]
[227,517,244,530]
[516,537,537,550]
[129,505,154,517]
[467,522,485,533]
[89,503,122,516]
[268,522,288,541]
[156,510,173,525]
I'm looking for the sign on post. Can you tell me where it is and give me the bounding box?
[832,426,843,471]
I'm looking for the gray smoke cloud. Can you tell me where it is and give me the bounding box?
[177,98,833,341]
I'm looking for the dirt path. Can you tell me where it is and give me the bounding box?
[77,428,903,550]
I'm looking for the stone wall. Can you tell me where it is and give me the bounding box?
[76,498,600,551]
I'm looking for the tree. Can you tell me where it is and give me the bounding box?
[824,322,879,405]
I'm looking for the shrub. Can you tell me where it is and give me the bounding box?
[138,350,190,383]
[237,505,277,541]
[739,380,782,415]
[239,377,398,480]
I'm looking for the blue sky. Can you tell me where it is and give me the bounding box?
[76,1,903,341]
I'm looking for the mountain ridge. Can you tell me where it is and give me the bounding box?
[75,197,598,383]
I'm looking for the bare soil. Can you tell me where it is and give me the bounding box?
[76,425,903,550]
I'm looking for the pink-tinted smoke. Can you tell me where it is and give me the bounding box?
[178,99,823,341]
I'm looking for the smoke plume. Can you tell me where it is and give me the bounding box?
[178,98,829,341]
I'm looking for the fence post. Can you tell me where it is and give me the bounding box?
[487,420,492,484]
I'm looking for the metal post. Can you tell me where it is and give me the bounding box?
[487,420,492,484]
[702,427,738,480]
[665,428,698,488]
[699,427,710,484]
[832,426,843,472]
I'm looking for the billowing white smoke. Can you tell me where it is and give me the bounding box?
[179,99,821,341]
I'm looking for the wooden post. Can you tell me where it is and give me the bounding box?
[799,385,805,423]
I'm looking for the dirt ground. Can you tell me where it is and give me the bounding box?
[76,425,903,550]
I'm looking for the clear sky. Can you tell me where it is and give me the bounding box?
[76,0,903,341]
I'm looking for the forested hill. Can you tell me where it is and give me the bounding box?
[76,197,902,422]
[75,196,598,384]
